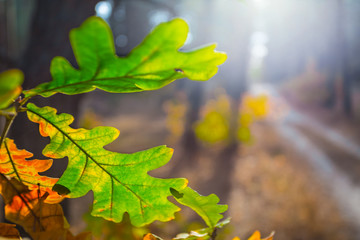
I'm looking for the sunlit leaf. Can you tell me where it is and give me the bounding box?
[248,231,274,240]
[0,223,21,239]
[248,231,261,240]
[0,69,23,109]
[24,17,226,98]
[174,231,208,240]
[171,187,227,229]
[0,138,62,203]
[26,103,187,226]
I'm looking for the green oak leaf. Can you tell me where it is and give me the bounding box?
[23,17,226,98]
[26,103,187,226]
[171,187,228,229]
[0,69,23,109]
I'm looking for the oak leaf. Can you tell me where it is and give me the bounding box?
[27,103,187,226]
[171,187,227,229]
[24,17,226,98]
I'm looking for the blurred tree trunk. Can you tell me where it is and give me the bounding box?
[205,18,251,204]
[324,0,352,115]
[178,0,216,169]
[180,81,203,167]
[337,0,352,116]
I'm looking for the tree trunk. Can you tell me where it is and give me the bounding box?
[337,0,352,116]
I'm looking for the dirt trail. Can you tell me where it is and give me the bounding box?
[265,84,360,236]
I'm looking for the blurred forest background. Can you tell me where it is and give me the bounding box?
[1,0,360,239]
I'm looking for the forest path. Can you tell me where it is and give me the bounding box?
[263,84,360,232]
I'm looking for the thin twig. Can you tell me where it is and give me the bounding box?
[210,228,217,240]
[0,114,16,148]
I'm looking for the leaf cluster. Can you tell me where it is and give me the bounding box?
[0,16,232,239]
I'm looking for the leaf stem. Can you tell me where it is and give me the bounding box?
[3,140,22,182]
[210,228,217,240]
[18,96,31,107]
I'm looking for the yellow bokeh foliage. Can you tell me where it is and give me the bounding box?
[194,90,269,145]
[194,91,231,144]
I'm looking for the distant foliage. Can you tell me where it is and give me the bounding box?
[194,91,231,144]
[194,91,269,145]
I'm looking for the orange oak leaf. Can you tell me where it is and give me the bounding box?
[248,231,274,240]
[232,231,275,240]
[0,138,63,203]
[0,176,90,240]
[143,233,162,240]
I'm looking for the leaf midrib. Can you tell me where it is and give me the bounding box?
[31,70,180,96]
[193,201,214,228]
[4,140,22,183]
[26,52,219,96]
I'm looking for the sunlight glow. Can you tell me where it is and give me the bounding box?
[95,1,113,19]
[252,0,269,9]
[250,31,269,59]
